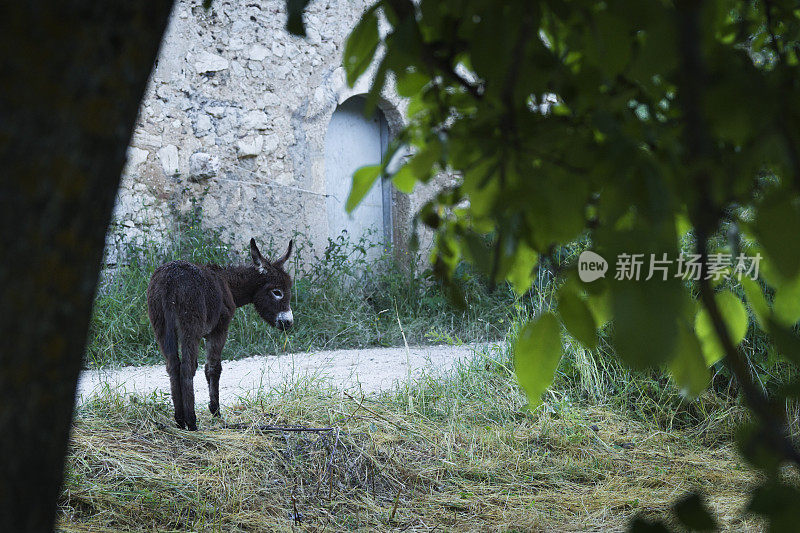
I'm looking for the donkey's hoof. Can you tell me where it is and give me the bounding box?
[209,402,220,417]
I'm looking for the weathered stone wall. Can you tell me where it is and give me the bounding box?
[110,0,439,265]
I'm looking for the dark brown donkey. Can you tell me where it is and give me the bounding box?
[147,238,293,430]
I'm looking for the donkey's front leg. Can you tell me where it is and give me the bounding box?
[179,333,200,431]
[205,319,229,418]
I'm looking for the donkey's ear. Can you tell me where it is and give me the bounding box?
[273,239,293,269]
[250,238,265,269]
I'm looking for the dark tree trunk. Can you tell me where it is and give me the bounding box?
[0,2,173,530]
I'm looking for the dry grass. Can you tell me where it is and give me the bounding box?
[58,357,764,532]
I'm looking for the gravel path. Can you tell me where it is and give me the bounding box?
[77,344,485,406]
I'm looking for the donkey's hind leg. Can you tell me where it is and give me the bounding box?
[204,317,230,418]
[179,331,200,431]
[165,355,185,429]
[150,302,185,429]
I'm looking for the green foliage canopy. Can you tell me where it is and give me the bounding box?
[340,0,798,387]
[330,0,800,529]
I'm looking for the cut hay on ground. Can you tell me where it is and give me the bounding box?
[58,367,762,532]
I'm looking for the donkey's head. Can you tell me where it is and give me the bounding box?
[249,238,294,330]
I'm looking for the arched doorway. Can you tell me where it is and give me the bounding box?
[324,96,391,261]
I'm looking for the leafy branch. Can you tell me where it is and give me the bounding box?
[334,0,800,529]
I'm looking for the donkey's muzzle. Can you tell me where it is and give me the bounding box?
[276,309,293,331]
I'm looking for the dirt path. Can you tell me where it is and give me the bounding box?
[77,344,486,406]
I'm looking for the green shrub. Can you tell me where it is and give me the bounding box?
[86,214,521,368]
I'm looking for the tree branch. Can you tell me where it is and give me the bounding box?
[677,0,800,466]
[762,0,785,65]
[696,232,800,466]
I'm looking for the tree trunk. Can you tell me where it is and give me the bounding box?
[0,2,173,530]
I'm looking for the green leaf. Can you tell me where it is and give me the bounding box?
[391,140,442,193]
[343,9,380,86]
[514,313,563,408]
[748,481,800,529]
[391,164,416,193]
[673,492,717,531]
[740,277,770,331]
[695,291,749,366]
[611,279,682,369]
[719,293,750,346]
[737,422,783,473]
[767,319,800,367]
[558,285,598,350]
[586,288,612,328]
[383,14,423,70]
[627,517,671,533]
[551,102,571,116]
[773,276,800,326]
[599,226,684,370]
[525,166,588,249]
[586,11,632,77]
[669,323,709,398]
[674,213,692,239]
[395,68,429,97]
[506,243,538,296]
[364,55,389,117]
[345,165,381,213]
[628,5,676,79]
[755,192,800,280]
[461,231,492,275]
[468,5,516,94]
[407,139,442,181]
[461,158,499,218]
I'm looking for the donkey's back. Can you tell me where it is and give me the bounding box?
[147,260,232,340]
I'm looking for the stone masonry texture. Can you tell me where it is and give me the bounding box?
[110,0,445,265]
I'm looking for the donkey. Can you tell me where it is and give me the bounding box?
[147,238,293,430]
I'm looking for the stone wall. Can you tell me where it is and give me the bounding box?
[110,0,440,265]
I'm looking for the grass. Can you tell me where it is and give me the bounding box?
[78,213,800,530]
[88,216,517,368]
[58,347,763,532]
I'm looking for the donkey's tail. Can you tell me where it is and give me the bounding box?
[161,301,179,358]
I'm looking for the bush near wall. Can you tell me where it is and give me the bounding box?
[87,212,519,368]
